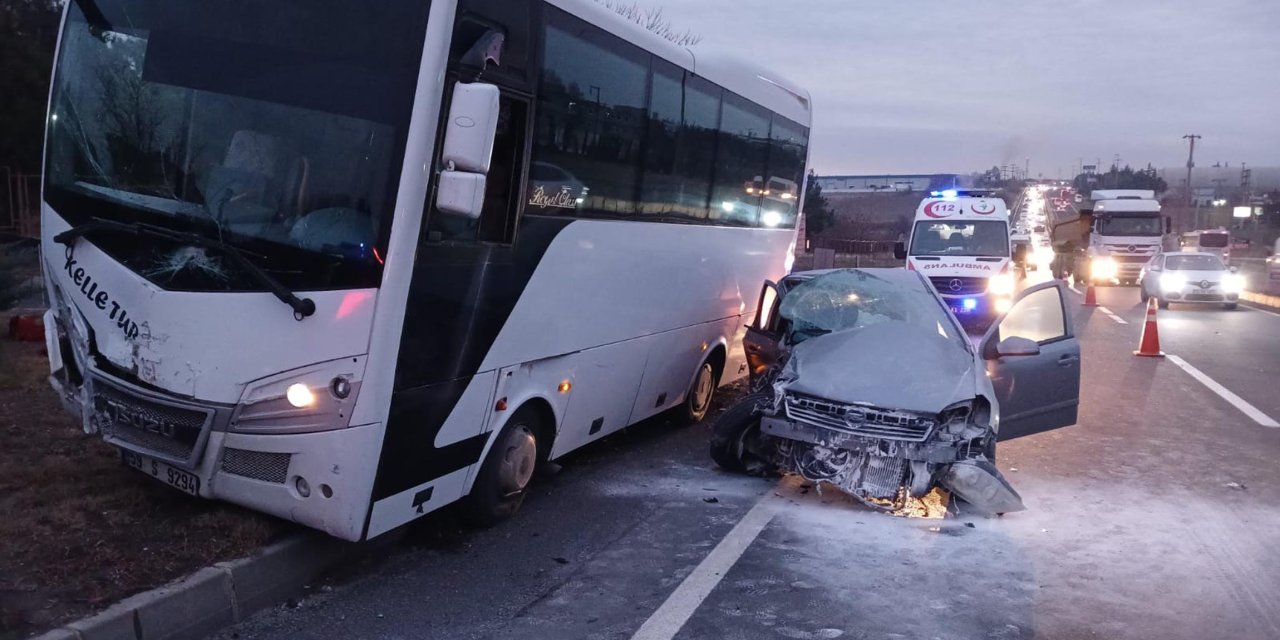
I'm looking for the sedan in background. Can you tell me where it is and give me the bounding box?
[1139,251,1245,310]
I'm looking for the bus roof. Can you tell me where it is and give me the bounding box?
[550,0,812,126]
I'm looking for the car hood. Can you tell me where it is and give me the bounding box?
[1165,269,1227,282]
[778,321,977,414]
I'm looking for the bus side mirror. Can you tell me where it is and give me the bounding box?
[893,241,907,260]
[436,82,500,219]
[1164,216,1172,234]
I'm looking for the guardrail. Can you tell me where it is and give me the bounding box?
[2,167,41,238]
[809,238,899,255]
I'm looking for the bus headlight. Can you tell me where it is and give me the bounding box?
[1092,256,1118,279]
[232,356,366,434]
[987,273,1016,296]
[1221,273,1245,293]
[1159,273,1187,292]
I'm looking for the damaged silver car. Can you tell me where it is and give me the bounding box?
[711,268,1081,514]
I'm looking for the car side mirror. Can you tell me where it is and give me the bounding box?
[995,336,1041,358]
[893,241,907,260]
[435,82,500,219]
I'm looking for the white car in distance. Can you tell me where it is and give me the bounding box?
[1138,251,1245,310]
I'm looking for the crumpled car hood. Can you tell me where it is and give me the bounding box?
[779,321,977,414]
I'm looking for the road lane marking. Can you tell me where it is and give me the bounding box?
[1097,306,1129,324]
[630,490,781,640]
[1167,354,1280,428]
[1241,302,1280,319]
[1067,285,1082,295]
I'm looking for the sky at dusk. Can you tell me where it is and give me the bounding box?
[662,0,1280,177]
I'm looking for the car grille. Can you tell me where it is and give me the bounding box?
[1185,293,1225,301]
[221,448,291,484]
[784,394,935,442]
[1114,255,1151,264]
[928,277,987,296]
[93,378,211,466]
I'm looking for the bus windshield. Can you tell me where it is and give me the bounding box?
[1096,215,1162,236]
[909,220,1009,257]
[44,0,430,290]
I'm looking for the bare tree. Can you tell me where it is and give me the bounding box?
[593,0,703,47]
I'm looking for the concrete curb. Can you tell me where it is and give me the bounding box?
[28,532,373,640]
[1242,290,1280,311]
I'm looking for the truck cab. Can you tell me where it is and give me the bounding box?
[1076,190,1169,286]
[895,194,1017,325]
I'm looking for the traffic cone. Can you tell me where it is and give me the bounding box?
[1082,283,1098,307]
[1134,297,1164,358]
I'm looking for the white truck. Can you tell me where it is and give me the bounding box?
[1050,190,1170,286]
[894,194,1019,325]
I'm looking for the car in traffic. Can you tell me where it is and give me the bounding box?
[711,268,1082,514]
[1138,251,1245,310]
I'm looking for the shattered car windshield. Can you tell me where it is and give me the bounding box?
[779,270,964,346]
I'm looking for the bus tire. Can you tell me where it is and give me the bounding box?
[709,392,774,476]
[461,407,541,527]
[680,360,719,425]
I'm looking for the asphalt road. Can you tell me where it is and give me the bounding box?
[218,280,1280,640]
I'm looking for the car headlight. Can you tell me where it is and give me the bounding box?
[1221,273,1245,293]
[987,272,1016,296]
[1092,256,1118,279]
[1159,273,1187,292]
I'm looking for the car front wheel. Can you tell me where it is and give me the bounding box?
[709,392,775,476]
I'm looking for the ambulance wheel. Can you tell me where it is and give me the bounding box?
[1223,303,1238,311]
[1158,299,1169,310]
[461,408,541,527]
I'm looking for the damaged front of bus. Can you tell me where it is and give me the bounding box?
[38,0,438,540]
[712,269,1082,514]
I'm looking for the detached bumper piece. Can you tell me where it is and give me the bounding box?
[939,459,1025,514]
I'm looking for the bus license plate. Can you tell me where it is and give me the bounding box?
[121,450,200,497]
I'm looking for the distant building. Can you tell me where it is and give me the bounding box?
[816,174,960,194]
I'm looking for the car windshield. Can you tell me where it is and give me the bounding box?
[909,220,1009,257]
[779,270,964,346]
[1197,233,1230,248]
[43,0,430,290]
[1097,215,1162,236]
[1166,255,1225,271]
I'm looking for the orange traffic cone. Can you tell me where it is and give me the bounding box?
[1134,296,1164,358]
[1082,283,1098,307]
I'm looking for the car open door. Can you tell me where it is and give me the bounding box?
[979,281,1081,441]
[743,281,783,386]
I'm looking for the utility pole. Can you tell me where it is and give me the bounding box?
[1182,134,1201,231]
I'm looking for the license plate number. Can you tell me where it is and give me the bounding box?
[121,450,200,496]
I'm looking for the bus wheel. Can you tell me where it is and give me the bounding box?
[681,361,719,424]
[461,408,540,526]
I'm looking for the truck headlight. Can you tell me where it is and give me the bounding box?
[1092,256,1118,279]
[987,272,1016,296]
[1221,273,1245,293]
[1159,273,1187,292]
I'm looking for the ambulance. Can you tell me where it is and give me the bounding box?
[894,191,1017,323]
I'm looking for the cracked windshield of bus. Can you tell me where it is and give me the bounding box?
[43,0,431,289]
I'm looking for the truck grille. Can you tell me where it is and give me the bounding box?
[221,448,291,484]
[928,277,987,296]
[785,394,935,442]
[93,378,212,466]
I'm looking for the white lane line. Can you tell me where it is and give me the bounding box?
[1167,354,1280,428]
[630,491,780,640]
[1242,302,1280,319]
[1097,306,1129,325]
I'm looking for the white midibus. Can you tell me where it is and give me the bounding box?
[39,0,812,540]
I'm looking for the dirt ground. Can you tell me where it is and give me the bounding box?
[0,334,289,640]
